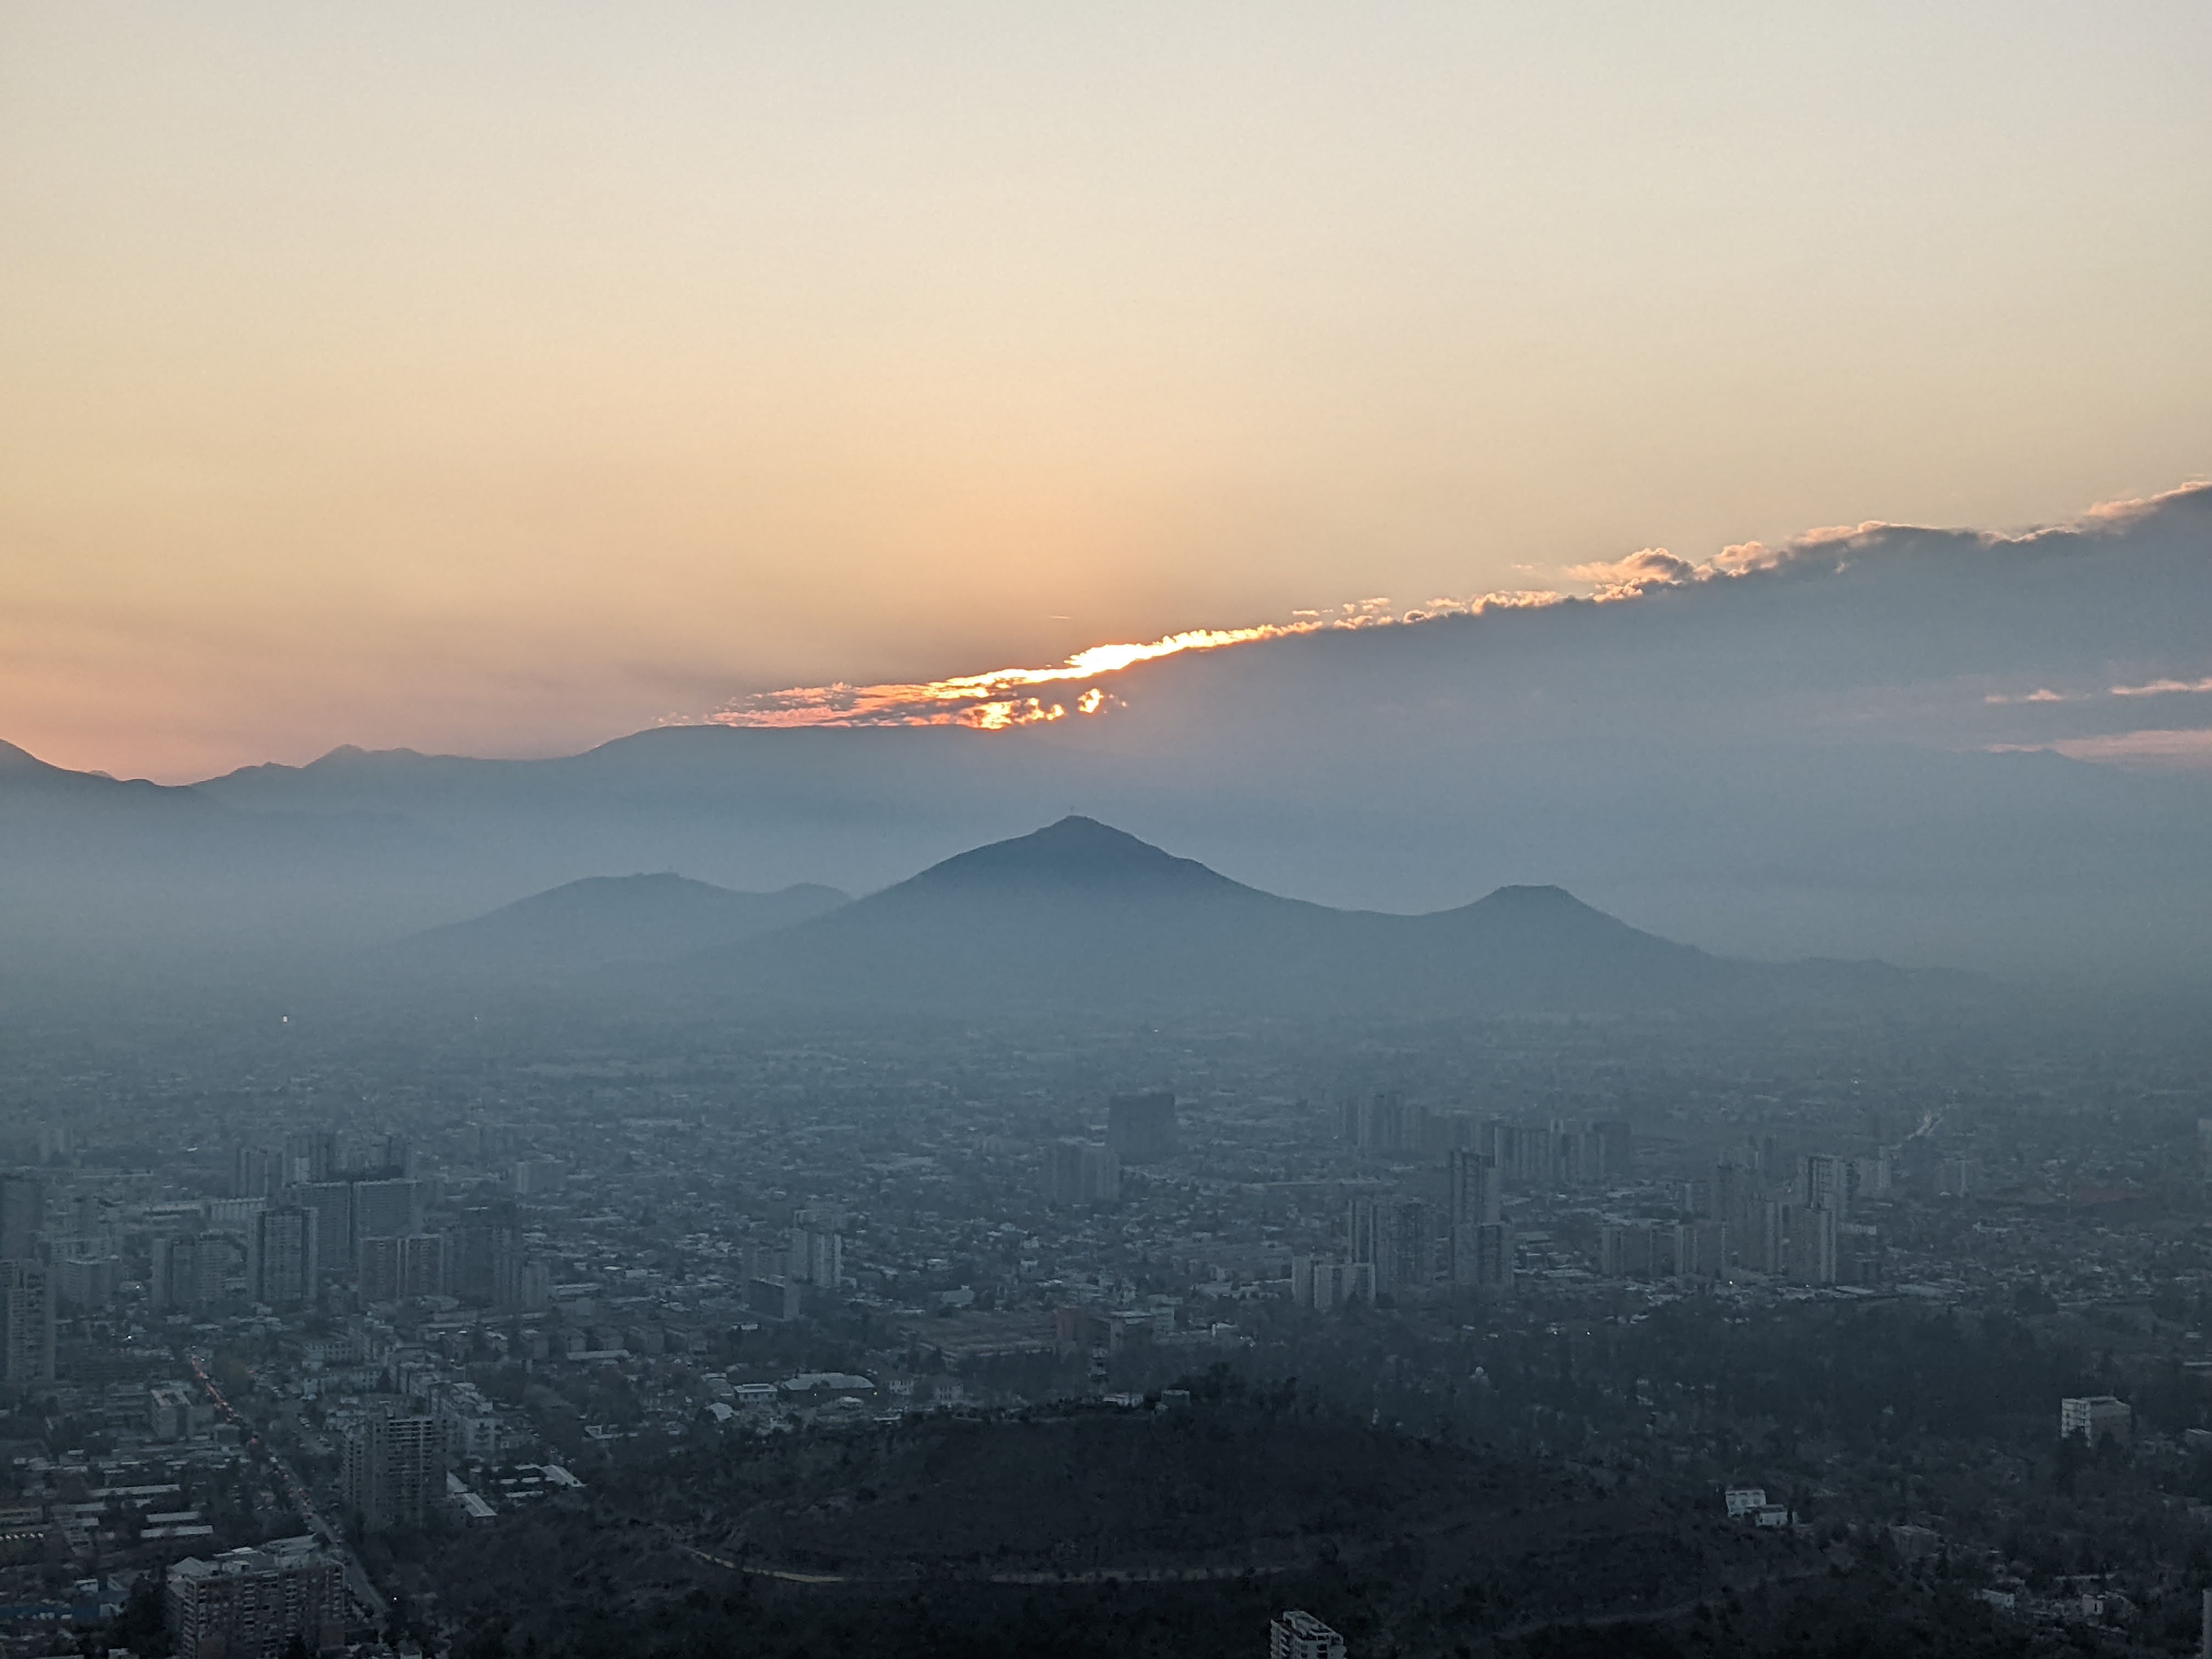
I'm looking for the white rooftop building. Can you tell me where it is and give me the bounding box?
[2061,1395,2132,1446]
[1271,1610,1346,1659]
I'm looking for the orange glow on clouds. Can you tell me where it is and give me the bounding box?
[705,595,1560,729]
[710,622,1305,729]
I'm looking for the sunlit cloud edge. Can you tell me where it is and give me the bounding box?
[680,482,2211,732]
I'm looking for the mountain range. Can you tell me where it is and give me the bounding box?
[3,485,2209,989]
[379,815,1933,1021]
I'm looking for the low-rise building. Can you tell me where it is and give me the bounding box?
[1288,1256,1374,1313]
[1271,1610,1347,1659]
[148,1383,215,1442]
[2060,1395,2132,1446]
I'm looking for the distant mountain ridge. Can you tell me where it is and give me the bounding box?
[7,483,2211,986]
[653,816,1922,1019]
[385,872,849,977]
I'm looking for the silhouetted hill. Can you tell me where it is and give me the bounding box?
[692,1399,1616,1576]
[422,1392,1959,1659]
[0,738,64,780]
[0,738,202,807]
[898,811,1244,898]
[385,872,848,978]
[672,816,1921,1018]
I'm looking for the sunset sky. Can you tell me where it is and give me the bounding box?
[4,3,2209,781]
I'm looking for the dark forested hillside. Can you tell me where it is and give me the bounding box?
[425,1385,2069,1659]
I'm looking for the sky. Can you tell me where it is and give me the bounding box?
[3,3,2209,781]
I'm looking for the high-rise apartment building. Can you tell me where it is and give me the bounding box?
[357,1233,445,1303]
[55,1254,119,1312]
[1598,1223,1652,1278]
[202,1197,268,1232]
[1447,1149,1502,1229]
[349,1180,422,1258]
[373,1133,413,1177]
[0,1178,41,1262]
[1740,1199,1786,1274]
[1709,1161,1744,1226]
[290,1182,354,1274]
[152,1233,230,1312]
[1348,1196,1434,1293]
[1548,1121,1600,1186]
[232,1147,279,1199]
[460,1122,517,1164]
[1289,1256,1375,1312]
[0,1262,54,1384]
[1393,1197,1426,1285]
[447,1209,517,1304]
[1341,1092,1409,1153]
[343,1405,448,1530]
[1446,1148,1504,1290]
[248,1206,319,1309]
[1801,1154,1848,1217]
[1694,1221,1731,1278]
[1458,1222,1513,1294]
[1599,1220,1726,1279]
[1786,1203,1838,1285]
[167,1538,344,1658]
[789,1209,845,1287]
[1483,1121,1555,1186]
[284,1130,339,1187]
[1601,1222,1712,1279]
[511,1158,566,1197]
[1045,1141,1120,1206]
[490,1238,548,1311]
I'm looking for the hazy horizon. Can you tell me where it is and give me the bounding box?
[5,472,2208,990]
[6,479,2205,786]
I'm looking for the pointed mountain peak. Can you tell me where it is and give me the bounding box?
[1472,883,1601,912]
[1029,814,1164,851]
[1449,881,1704,961]
[899,815,1240,894]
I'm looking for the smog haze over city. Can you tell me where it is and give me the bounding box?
[3,7,2212,1659]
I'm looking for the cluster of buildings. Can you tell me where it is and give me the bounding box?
[1286,1143,1513,1311]
[1337,1096,1629,1186]
[0,1008,2200,1651]
[1592,1147,1893,1287]
[1042,1091,1183,1208]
